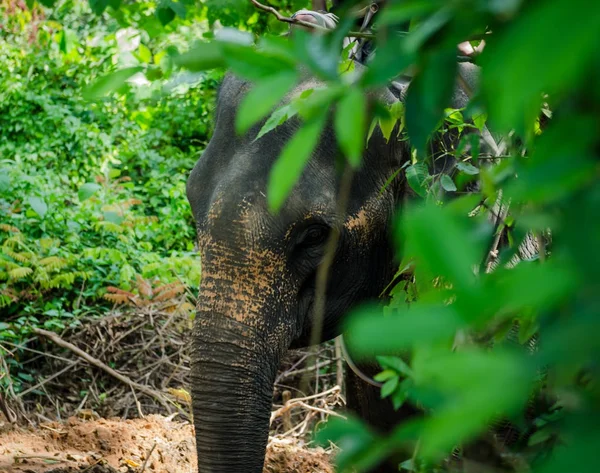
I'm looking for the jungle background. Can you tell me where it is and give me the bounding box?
[1,0,599,472]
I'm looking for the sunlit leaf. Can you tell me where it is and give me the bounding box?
[83,66,143,100]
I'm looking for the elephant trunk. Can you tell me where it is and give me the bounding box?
[192,315,278,473]
[191,240,292,473]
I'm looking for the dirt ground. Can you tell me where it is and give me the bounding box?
[0,414,333,473]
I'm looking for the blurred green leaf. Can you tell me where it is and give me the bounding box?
[88,0,108,15]
[268,112,327,212]
[78,183,102,202]
[506,116,597,203]
[381,376,399,398]
[345,304,464,358]
[83,67,143,100]
[417,350,532,459]
[174,42,226,71]
[235,71,297,135]
[481,0,600,133]
[455,161,479,175]
[405,47,457,153]
[255,103,298,141]
[397,202,482,289]
[335,87,367,167]
[29,196,48,219]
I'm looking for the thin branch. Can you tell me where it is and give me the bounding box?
[249,0,375,39]
[140,442,157,473]
[32,327,173,413]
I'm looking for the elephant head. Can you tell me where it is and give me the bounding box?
[186,72,410,472]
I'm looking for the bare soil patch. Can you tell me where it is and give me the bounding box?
[0,414,333,473]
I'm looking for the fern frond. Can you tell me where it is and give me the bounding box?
[8,267,33,280]
[103,293,131,304]
[0,224,20,233]
[39,256,67,271]
[34,267,49,283]
[95,221,125,233]
[3,248,33,264]
[135,274,153,298]
[106,286,136,298]
[39,238,59,250]
[3,234,24,248]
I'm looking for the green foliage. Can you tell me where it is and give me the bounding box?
[2,1,599,472]
[0,1,209,351]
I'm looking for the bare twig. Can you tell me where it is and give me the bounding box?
[249,0,375,39]
[140,442,157,473]
[17,360,79,398]
[32,327,173,413]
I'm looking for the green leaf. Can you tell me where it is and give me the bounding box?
[417,350,531,460]
[481,0,600,133]
[405,47,457,153]
[104,211,124,225]
[83,67,143,100]
[345,304,464,358]
[235,72,297,135]
[58,30,68,53]
[397,202,482,291]
[174,42,225,71]
[156,6,175,26]
[168,0,186,18]
[223,44,295,81]
[268,112,327,212]
[405,163,428,197]
[456,161,479,175]
[314,416,388,473]
[440,174,457,191]
[0,174,10,193]
[361,39,415,87]
[377,356,413,377]
[137,44,152,63]
[255,103,298,141]
[335,88,367,168]
[78,183,102,202]
[29,196,48,219]
[373,369,397,382]
[88,0,108,15]
[381,376,399,398]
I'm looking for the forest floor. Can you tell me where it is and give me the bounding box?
[0,414,333,473]
[0,298,340,472]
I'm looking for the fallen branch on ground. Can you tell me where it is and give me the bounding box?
[32,327,178,416]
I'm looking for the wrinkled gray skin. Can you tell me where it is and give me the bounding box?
[186,64,479,473]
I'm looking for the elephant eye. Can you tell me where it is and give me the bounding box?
[300,224,329,248]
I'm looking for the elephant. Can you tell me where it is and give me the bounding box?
[186,63,482,472]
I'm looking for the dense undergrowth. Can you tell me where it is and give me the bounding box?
[0,2,216,360]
